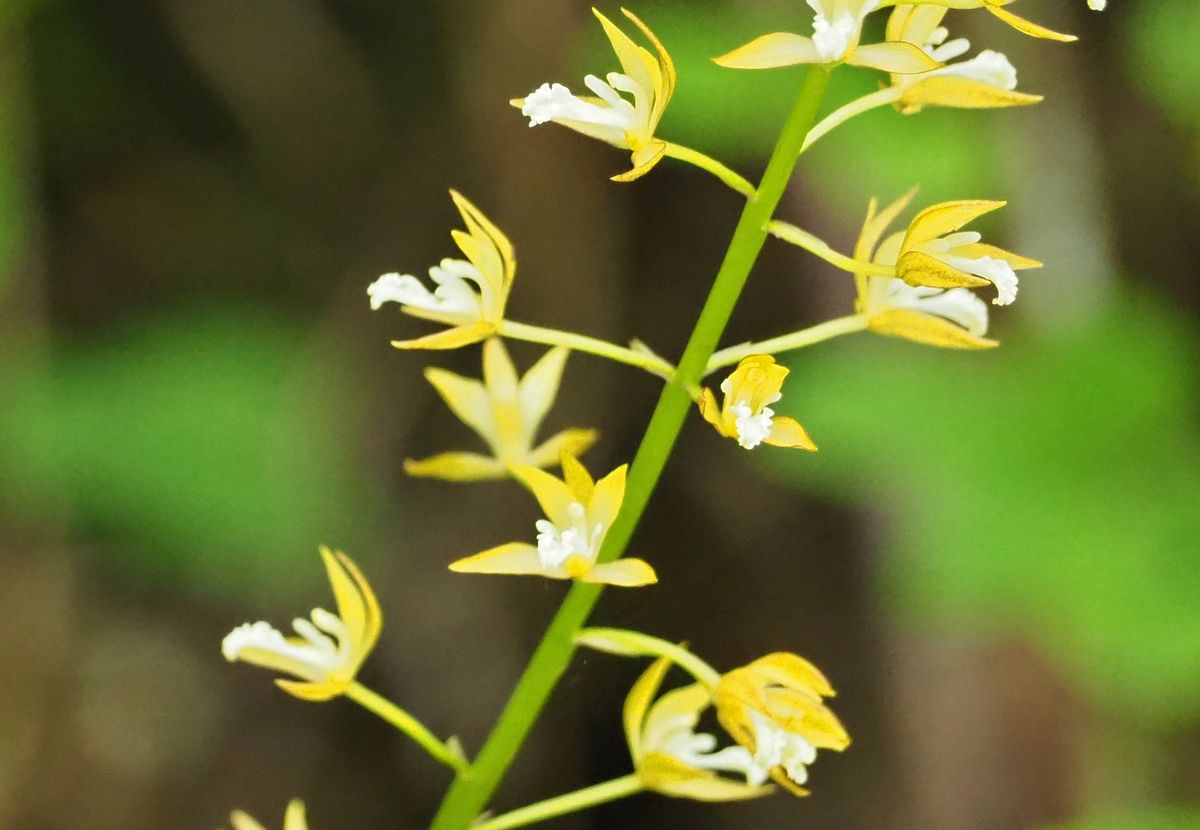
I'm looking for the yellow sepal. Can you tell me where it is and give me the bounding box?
[868,309,999,349]
[391,321,496,351]
[899,77,1043,113]
[896,250,993,290]
[713,32,820,69]
[985,2,1078,42]
[403,452,508,482]
[902,199,1007,248]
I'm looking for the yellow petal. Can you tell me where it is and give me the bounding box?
[770,767,812,798]
[561,452,596,504]
[482,337,520,401]
[643,756,774,802]
[886,5,947,45]
[985,2,1078,42]
[623,655,672,761]
[582,558,658,587]
[902,199,1006,248]
[869,309,1000,349]
[621,7,676,120]
[593,8,659,103]
[899,77,1043,111]
[403,452,508,482]
[896,250,992,290]
[765,417,818,451]
[319,548,381,659]
[230,811,270,830]
[713,32,820,70]
[744,652,836,698]
[391,322,496,351]
[588,463,628,530]
[697,387,730,436]
[951,242,1042,270]
[274,677,344,702]
[849,41,942,74]
[448,542,546,576]
[517,346,570,436]
[527,428,600,470]
[424,367,493,444]
[515,465,576,527]
[855,189,918,264]
[761,687,851,750]
[612,140,667,182]
[724,355,788,413]
[283,800,309,830]
[448,190,516,311]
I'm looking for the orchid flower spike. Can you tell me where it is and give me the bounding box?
[715,1,940,74]
[853,189,998,349]
[367,191,515,350]
[514,7,676,182]
[405,339,598,482]
[624,657,774,802]
[884,6,1043,113]
[893,199,1041,306]
[222,548,382,702]
[449,453,657,587]
[714,654,850,797]
[699,355,817,451]
[227,801,308,830]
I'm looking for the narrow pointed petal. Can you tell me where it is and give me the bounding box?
[230,811,270,830]
[612,141,667,182]
[593,7,658,96]
[903,200,1006,247]
[856,189,918,263]
[528,428,600,469]
[897,250,992,290]
[589,463,628,530]
[403,452,508,481]
[697,388,727,434]
[985,4,1077,42]
[624,655,672,761]
[714,33,821,70]
[424,367,494,444]
[448,543,546,576]
[318,548,381,654]
[483,337,520,402]
[900,77,1043,110]
[517,346,570,435]
[869,309,1000,349]
[621,7,676,116]
[764,417,818,451]
[274,677,342,702]
[951,242,1043,270]
[770,768,812,798]
[849,41,942,75]
[391,322,495,351]
[649,760,774,802]
[583,558,658,587]
[746,653,836,698]
[515,464,577,527]
[284,800,309,830]
[560,453,596,503]
[448,189,516,296]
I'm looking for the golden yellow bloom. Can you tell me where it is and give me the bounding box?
[514,8,675,182]
[227,800,308,830]
[853,189,998,349]
[714,653,849,797]
[222,548,381,702]
[404,338,598,482]
[699,355,817,451]
[367,191,514,350]
[624,657,773,802]
[449,454,657,587]
[894,199,1041,306]
[885,6,1043,113]
[715,1,940,74]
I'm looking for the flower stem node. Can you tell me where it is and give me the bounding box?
[449,453,657,587]
[227,800,308,830]
[699,355,817,451]
[368,191,514,350]
[222,548,381,701]
[405,338,598,482]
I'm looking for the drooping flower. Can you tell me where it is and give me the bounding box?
[405,338,598,482]
[714,653,849,797]
[698,355,817,451]
[514,8,676,182]
[449,453,657,586]
[624,656,773,802]
[222,548,381,702]
[894,199,1041,306]
[853,189,998,348]
[227,800,308,830]
[715,1,940,74]
[367,191,514,350]
[885,6,1043,113]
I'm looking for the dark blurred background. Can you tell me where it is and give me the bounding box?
[0,1,1197,828]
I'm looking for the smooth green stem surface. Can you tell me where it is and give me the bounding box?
[498,319,674,379]
[801,86,900,153]
[768,221,895,277]
[428,67,831,830]
[346,683,468,774]
[575,628,721,689]
[472,775,643,830]
[663,142,756,198]
[705,314,869,375]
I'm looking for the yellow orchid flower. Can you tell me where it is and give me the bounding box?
[222,548,381,702]
[405,338,598,482]
[514,8,676,182]
[624,656,774,802]
[893,198,1041,306]
[714,653,849,797]
[367,191,514,350]
[714,1,941,74]
[227,800,308,830]
[885,0,1105,43]
[853,189,998,348]
[449,454,657,587]
[698,355,817,451]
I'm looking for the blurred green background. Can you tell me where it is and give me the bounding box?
[0,1,1196,828]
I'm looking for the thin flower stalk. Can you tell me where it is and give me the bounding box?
[471,775,644,830]
[346,683,469,774]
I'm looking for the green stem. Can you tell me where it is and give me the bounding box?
[767,221,895,277]
[575,628,721,689]
[498,319,674,379]
[705,314,869,376]
[663,142,756,198]
[428,67,832,830]
[801,86,900,153]
[346,683,469,775]
[472,775,643,830]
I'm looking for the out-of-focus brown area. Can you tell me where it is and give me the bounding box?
[1,1,1197,829]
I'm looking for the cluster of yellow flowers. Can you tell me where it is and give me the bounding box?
[217,2,1105,827]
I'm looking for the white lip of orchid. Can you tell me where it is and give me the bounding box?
[535,501,604,570]
[654,723,756,776]
[721,377,782,450]
[522,74,642,136]
[222,611,352,683]
[368,259,485,317]
[933,50,1019,90]
[919,231,1019,306]
[743,708,819,788]
[878,280,991,336]
[808,0,880,62]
